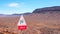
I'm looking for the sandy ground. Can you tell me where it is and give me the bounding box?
[0,13,60,34]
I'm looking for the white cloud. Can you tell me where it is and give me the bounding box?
[8,3,19,7]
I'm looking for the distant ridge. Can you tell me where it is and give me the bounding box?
[33,6,60,13]
[12,12,31,15]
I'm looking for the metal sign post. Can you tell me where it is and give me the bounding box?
[20,30,23,34]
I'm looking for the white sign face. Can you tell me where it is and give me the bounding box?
[17,15,26,26]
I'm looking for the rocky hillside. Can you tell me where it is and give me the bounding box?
[33,6,60,13]
[0,13,60,34]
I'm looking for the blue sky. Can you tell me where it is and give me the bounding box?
[0,0,60,14]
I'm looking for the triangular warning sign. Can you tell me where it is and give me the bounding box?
[17,15,27,30]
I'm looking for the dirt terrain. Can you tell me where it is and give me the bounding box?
[0,13,60,34]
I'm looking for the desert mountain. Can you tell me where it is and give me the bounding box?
[33,6,60,13]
